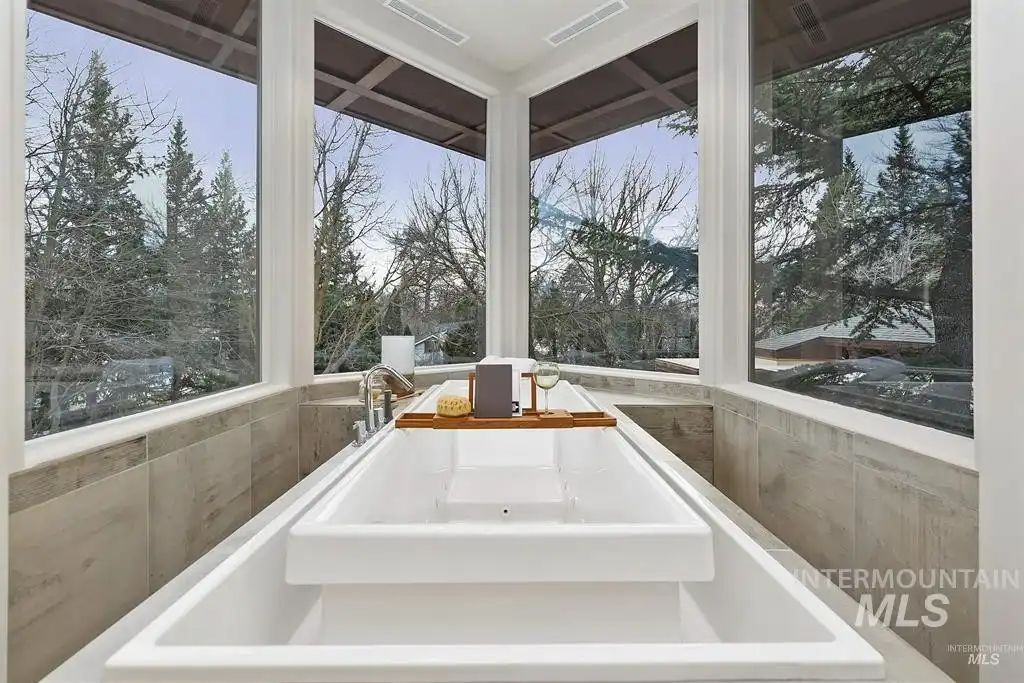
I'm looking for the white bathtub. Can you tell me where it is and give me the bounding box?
[286,425,714,584]
[104,381,885,682]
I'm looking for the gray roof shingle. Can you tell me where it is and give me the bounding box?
[755,313,935,352]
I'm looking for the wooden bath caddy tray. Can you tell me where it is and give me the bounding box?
[395,409,616,429]
[394,370,616,429]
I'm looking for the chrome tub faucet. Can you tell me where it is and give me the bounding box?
[354,363,415,444]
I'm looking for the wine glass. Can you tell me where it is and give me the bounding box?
[534,361,560,414]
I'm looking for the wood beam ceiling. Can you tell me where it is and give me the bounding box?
[45,0,484,151]
[612,57,690,112]
[211,0,257,68]
[328,56,404,111]
[530,70,696,143]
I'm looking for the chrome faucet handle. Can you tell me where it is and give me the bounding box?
[383,389,394,423]
[352,421,367,446]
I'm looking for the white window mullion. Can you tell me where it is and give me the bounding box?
[697,0,751,387]
[0,0,24,668]
[974,1,1024,679]
[260,0,315,386]
[485,91,531,358]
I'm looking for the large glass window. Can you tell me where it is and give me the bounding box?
[24,1,260,439]
[751,0,972,436]
[529,24,699,373]
[312,22,485,374]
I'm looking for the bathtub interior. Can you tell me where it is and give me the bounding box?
[156,466,830,649]
[313,427,695,525]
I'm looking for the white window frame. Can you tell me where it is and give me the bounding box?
[12,0,980,476]
[974,1,1024,679]
[4,0,982,479]
[16,0,292,469]
[0,0,24,670]
[701,0,976,470]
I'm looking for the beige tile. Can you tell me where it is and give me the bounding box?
[758,425,855,571]
[299,404,361,477]
[251,406,299,515]
[250,388,299,420]
[716,494,788,551]
[620,404,712,432]
[853,464,979,683]
[712,389,757,419]
[853,433,978,511]
[757,403,854,458]
[147,403,251,460]
[620,405,714,481]
[149,425,252,590]
[9,465,148,683]
[299,379,360,402]
[10,436,146,513]
[714,408,759,515]
[649,449,786,553]
[635,378,709,401]
[767,549,956,683]
[577,374,637,393]
[647,428,714,482]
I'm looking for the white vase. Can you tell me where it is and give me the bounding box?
[381,335,415,377]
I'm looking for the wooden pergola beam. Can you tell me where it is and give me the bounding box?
[316,68,483,142]
[530,70,696,142]
[328,56,403,111]
[90,0,484,147]
[612,57,690,112]
[211,0,258,68]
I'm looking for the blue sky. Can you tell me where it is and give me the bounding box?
[28,10,259,211]
[532,118,700,250]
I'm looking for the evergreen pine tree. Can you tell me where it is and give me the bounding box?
[928,114,973,366]
[201,151,256,385]
[873,125,927,241]
[54,51,154,427]
[161,117,207,399]
[165,118,206,242]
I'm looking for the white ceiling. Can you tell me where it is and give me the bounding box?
[387,0,690,74]
[317,0,698,96]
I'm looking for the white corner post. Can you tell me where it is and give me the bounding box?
[485,90,531,358]
[260,0,315,387]
[974,1,1024,679]
[696,0,751,387]
[0,0,24,669]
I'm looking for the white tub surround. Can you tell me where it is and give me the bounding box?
[104,381,883,683]
[287,427,714,584]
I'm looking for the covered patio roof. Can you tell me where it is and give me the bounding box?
[30,0,970,162]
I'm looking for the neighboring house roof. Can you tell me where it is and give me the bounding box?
[755,313,935,352]
[415,321,472,347]
[415,334,442,347]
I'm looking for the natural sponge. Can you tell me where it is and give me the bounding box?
[436,394,472,418]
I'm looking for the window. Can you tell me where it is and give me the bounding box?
[312,22,486,374]
[529,24,698,373]
[24,2,260,439]
[751,1,972,436]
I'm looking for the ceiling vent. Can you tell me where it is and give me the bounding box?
[547,0,628,47]
[791,0,829,45]
[384,0,468,46]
